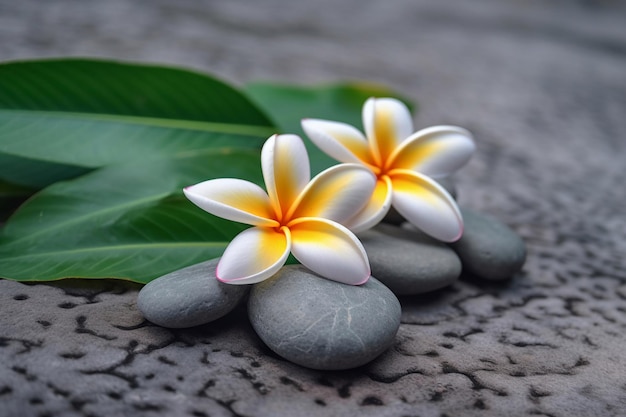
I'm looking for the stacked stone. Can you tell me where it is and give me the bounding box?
[138,179,525,370]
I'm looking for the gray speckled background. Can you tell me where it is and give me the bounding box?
[1,0,625,416]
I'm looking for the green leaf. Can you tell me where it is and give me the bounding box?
[245,81,414,174]
[0,59,275,185]
[0,148,262,283]
[0,60,414,283]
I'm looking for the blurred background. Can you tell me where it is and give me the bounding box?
[2,0,625,222]
[2,0,624,133]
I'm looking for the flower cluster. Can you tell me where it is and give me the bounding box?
[184,98,474,285]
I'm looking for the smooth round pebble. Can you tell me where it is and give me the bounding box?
[358,223,462,295]
[383,177,457,225]
[450,208,527,280]
[137,258,249,328]
[248,265,401,370]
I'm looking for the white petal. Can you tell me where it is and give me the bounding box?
[184,178,277,227]
[217,226,291,285]
[261,134,310,220]
[345,176,393,233]
[289,218,370,285]
[390,125,475,178]
[363,97,414,166]
[390,170,463,242]
[288,163,376,224]
[301,118,375,166]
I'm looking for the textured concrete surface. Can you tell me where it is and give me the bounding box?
[1,0,626,416]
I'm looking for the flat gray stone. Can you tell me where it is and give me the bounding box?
[358,223,462,295]
[450,208,526,280]
[137,258,249,328]
[248,265,401,370]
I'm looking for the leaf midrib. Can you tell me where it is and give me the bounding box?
[0,109,277,137]
[3,191,172,246]
[0,241,227,260]
[2,147,260,245]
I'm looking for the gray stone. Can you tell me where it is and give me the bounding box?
[358,223,462,295]
[248,265,401,370]
[450,208,526,280]
[383,177,457,225]
[137,258,249,328]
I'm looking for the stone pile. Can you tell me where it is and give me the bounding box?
[139,183,526,370]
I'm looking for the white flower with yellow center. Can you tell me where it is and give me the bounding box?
[302,97,475,242]
[183,134,376,285]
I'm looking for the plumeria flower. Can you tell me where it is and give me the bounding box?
[183,134,376,285]
[302,97,475,242]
